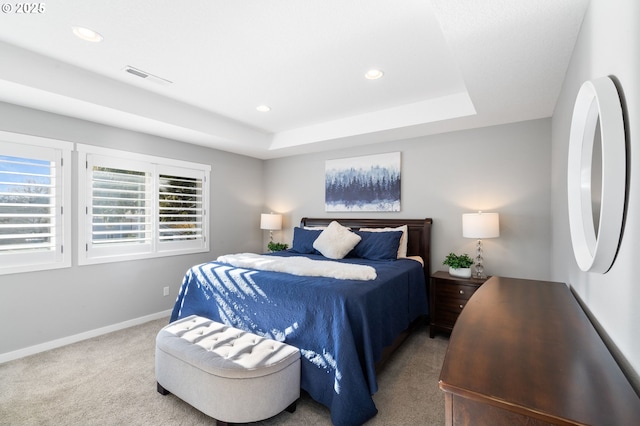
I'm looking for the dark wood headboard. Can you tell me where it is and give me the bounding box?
[300,217,433,280]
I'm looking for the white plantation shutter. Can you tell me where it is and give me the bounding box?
[158,172,205,248]
[0,133,71,275]
[78,145,209,264]
[82,154,153,260]
[91,166,152,246]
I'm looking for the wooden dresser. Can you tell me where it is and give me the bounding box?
[439,276,640,425]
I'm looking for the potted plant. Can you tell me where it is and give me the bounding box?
[443,252,474,278]
[268,241,289,252]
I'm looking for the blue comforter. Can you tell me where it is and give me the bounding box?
[170,251,428,426]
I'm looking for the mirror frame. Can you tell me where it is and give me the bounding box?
[567,77,625,273]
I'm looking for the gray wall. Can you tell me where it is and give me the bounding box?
[264,118,552,281]
[550,0,640,384]
[0,102,264,356]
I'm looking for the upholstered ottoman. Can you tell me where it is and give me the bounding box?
[155,315,300,425]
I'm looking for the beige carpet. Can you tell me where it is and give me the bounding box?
[0,317,449,425]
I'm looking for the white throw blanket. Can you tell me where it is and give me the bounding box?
[216,253,377,281]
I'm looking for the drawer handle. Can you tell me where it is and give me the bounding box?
[459,290,464,294]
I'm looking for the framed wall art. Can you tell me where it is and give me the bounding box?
[325,152,400,212]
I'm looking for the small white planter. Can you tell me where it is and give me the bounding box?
[449,267,471,278]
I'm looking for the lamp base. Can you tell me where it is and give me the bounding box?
[473,269,487,280]
[474,239,486,279]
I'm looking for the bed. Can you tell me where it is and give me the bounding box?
[170,217,432,426]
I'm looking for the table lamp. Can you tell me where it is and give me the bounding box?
[462,211,499,279]
[260,213,282,243]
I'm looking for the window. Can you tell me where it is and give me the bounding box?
[0,131,72,275]
[77,145,209,265]
[157,166,205,252]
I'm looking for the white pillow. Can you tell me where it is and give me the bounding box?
[313,221,361,259]
[359,225,408,258]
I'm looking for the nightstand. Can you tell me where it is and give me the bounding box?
[429,270,489,338]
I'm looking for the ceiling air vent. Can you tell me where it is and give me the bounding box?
[123,66,172,85]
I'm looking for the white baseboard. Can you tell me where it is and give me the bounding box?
[0,309,172,364]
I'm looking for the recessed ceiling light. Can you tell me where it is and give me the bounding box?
[256,105,271,112]
[72,26,103,43]
[365,69,384,80]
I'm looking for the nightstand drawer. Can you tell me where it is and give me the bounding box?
[435,309,460,328]
[437,297,470,314]
[435,282,478,301]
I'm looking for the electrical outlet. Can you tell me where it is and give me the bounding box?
[163,286,170,296]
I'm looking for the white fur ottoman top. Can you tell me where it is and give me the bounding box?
[157,315,300,379]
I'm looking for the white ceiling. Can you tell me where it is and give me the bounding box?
[0,0,588,159]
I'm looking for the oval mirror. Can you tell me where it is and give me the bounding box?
[567,77,625,273]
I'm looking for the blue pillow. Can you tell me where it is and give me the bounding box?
[351,230,403,260]
[290,227,322,254]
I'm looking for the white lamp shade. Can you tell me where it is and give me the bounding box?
[260,213,282,230]
[462,212,500,239]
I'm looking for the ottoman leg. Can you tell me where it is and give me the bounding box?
[285,400,298,413]
[157,382,170,396]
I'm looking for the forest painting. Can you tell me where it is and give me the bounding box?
[325,152,400,212]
